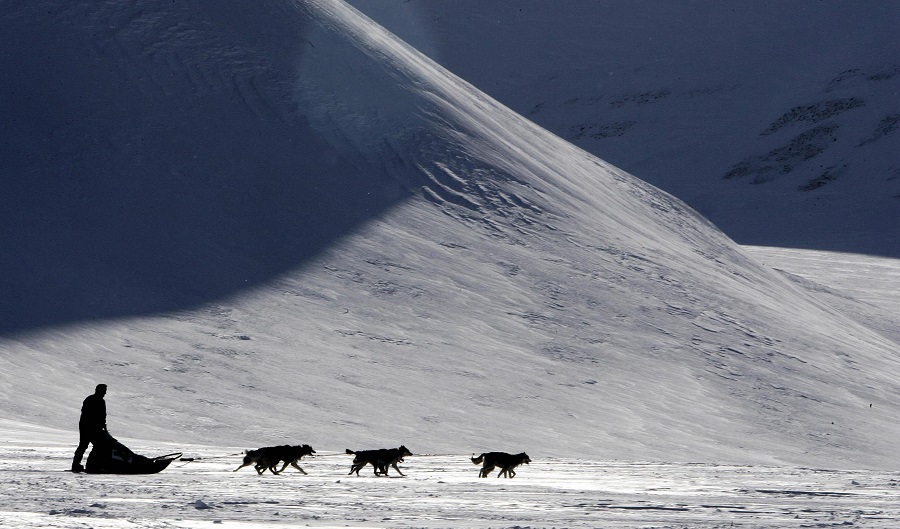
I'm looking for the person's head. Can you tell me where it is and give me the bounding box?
[95,384,107,397]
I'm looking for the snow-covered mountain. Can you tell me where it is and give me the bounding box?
[350,0,900,257]
[2,0,899,472]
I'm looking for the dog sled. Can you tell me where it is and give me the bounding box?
[85,430,182,474]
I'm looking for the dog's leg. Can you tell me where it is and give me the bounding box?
[291,461,307,474]
[274,461,290,474]
[391,462,405,476]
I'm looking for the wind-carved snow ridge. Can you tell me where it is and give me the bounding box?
[294,0,566,243]
[296,0,725,251]
[348,2,900,256]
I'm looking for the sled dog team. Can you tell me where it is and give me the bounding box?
[233,444,531,478]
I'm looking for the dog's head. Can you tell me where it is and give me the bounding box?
[520,453,531,464]
[398,445,412,457]
[298,444,315,456]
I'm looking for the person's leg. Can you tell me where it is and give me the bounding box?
[72,429,90,471]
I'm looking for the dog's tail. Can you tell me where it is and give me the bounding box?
[345,449,356,455]
[471,453,485,465]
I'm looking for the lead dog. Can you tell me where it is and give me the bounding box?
[234,444,315,475]
[471,452,531,478]
[345,445,412,476]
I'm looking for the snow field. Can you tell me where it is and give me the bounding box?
[2,423,899,529]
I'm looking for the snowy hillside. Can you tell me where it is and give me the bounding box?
[350,0,900,257]
[2,0,900,477]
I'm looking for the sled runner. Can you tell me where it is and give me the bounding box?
[85,430,182,474]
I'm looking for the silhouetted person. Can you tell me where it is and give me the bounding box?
[71,383,107,472]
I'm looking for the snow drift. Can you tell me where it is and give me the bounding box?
[1,0,899,469]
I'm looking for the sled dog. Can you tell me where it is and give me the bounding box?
[471,452,531,478]
[234,444,315,475]
[345,445,412,476]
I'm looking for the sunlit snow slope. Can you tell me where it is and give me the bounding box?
[351,0,900,258]
[2,0,899,469]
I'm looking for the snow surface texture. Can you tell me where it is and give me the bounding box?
[3,420,900,529]
[2,1,900,526]
[350,0,900,258]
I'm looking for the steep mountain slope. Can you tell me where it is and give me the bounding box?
[0,0,409,334]
[350,0,900,257]
[1,0,899,469]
